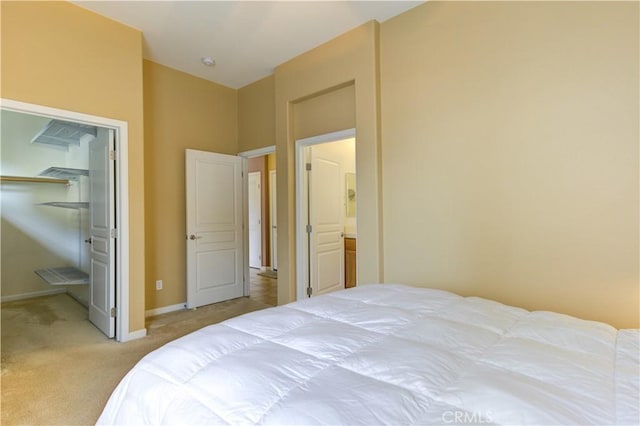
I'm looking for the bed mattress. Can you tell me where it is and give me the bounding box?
[98,284,639,425]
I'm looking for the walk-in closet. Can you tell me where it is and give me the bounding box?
[1,110,101,322]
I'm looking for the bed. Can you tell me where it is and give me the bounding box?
[98,284,639,425]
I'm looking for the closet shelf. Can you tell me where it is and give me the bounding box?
[39,167,89,180]
[31,120,97,150]
[0,175,69,185]
[34,267,89,286]
[38,202,89,210]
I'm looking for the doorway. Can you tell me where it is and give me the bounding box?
[246,152,277,276]
[0,99,131,341]
[184,147,277,308]
[239,147,277,306]
[295,129,356,300]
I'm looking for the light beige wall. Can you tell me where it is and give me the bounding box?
[275,21,382,304]
[143,60,238,310]
[294,84,356,140]
[1,0,146,332]
[267,153,276,171]
[238,75,275,152]
[380,1,639,328]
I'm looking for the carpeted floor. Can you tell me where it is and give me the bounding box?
[1,293,273,425]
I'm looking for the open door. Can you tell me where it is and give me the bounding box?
[309,146,345,296]
[186,149,244,309]
[89,128,116,338]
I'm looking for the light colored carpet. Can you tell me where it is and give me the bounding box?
[1,293,271,425]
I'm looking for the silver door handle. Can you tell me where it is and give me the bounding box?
[188,234,200,240]
[84,238,92,244]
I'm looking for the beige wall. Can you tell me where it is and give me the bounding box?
[380,1,639,328]
[267,153,277,171]
[238,75,275,152]
[294,84,356,140]
[1,0,146,332]
[143,60,238,310]
[275,21,383,304]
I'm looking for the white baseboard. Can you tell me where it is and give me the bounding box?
[1,288,67,303]
[145,302,186,318]
[121,328,147,342]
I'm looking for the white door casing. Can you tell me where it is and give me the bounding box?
[309,145,345,296]
[269,170,277,271]
[248,172,262,268]
[186,149,244,309]
[89,128,116,337]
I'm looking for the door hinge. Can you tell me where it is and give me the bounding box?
[109,150,117,161]
[110,307,117,318]
[306,163,312,171]
[110,228,118,238]
[306,224,312,233]
[307,287,313,297]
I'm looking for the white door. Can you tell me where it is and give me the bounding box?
[89,128,115,337]
[186,149,244,309]
[248,172,262,268]
[309,146,344,296]
[269,170,277,271]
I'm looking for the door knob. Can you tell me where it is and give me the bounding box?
[189,234,199,240]
[84,238,92,244]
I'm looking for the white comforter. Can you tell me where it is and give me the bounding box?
[98,284,639,425]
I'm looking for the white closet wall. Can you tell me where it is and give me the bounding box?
[1,110,90,302]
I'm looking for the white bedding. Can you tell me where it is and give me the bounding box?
[98,284,639,425]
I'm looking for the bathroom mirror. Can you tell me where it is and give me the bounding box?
[345,172,356,217]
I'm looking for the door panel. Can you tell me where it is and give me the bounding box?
[186,149,244,308]
[310,150,344,296]
[89,128,115,337]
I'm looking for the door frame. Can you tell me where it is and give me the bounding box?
[247,171,262,268]
[1,98,133,342]
[237,146,276,297]
[269,169,277,271]
[295,128,355,301]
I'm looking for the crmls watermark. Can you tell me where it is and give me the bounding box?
[441,410,494,424]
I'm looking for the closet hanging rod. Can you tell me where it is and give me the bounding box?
[0,175,69,185]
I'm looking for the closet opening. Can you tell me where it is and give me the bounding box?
[1,102,129,340]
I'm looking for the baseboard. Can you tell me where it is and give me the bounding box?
[120,328,147,342]
[1,288,67,303]
[145,302,186,318]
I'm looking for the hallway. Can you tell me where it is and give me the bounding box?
[249,267,277,306]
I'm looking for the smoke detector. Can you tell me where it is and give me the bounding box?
[201,57,215,67]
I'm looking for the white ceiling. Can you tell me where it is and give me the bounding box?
[72,1,424,89]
